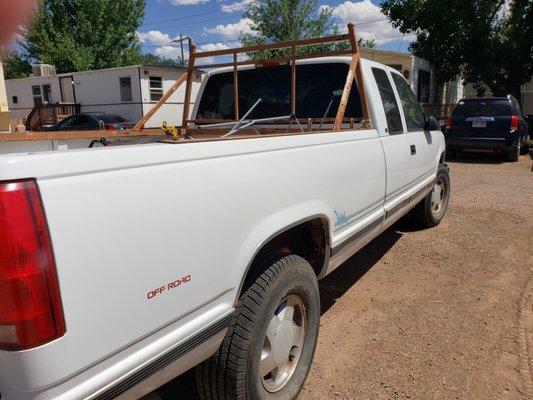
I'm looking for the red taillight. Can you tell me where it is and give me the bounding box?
[104,124,116,130]
[0,180,65,350]
[445,116,452,130]
[510,115,519,131]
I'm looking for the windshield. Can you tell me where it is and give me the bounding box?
[452,99,511,117]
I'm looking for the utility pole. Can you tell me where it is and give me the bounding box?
[173,35,192,66]
[179,34,184,62]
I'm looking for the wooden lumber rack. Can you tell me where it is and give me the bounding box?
[1,24,371,144]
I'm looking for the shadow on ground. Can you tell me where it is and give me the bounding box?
[154,226,406,399]
[447,150,505,164]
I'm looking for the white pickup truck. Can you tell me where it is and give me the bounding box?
[0,57,450,400]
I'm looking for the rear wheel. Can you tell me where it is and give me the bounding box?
[413,164,451,228]
[519,135,529,155]
[506,140,520,162]
[196,254,320,400]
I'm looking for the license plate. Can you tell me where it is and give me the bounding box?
[472,120,487,128]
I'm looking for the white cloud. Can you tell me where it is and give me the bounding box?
[198,42,231,52]
[321,0,407,44]
[137,30,174,46]
[169,0,209,5]
[221,0,254,13]
[154,45,182,59]
[204,18,253,40]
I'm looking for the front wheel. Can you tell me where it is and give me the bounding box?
[196,254,320,400]
[413,164,451,228]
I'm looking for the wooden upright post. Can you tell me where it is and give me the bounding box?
[333,53,359,131]
[333,23,371,131]
[350,24,371,124]
[291,45,296,115]
[233,53,239,120]
[182,43,196,131]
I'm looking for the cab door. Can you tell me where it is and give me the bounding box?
[389,71,440,182]
[368,66,413,206]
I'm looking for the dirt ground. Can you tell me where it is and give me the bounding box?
[157,152,533,400]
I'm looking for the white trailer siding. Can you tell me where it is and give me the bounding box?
[139,67,203,128]
[72,66,143,123]
[6,76,62,119]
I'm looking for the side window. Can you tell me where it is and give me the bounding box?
[391,73,425,131]
[371,68,403,134]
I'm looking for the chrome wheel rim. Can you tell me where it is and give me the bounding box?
[431,178,446,216]
[261,294,306,393]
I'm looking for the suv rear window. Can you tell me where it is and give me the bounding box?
[197,63,362,120]
[452,99,512,117]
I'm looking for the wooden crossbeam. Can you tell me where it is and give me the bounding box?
[133,73,187,130]
[0,129,165,143]
[194,33,351,59]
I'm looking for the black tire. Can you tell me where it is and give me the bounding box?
[519,136,529,155]
[505,141,520,162]
[196,254,320,400]
[413,164,451,228]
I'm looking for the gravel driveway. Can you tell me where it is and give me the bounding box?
[156,153,533,400]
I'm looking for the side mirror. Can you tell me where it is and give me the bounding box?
[424,115,440,131]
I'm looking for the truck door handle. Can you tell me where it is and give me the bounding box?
[410,145,416,155]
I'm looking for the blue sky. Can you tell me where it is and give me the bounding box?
[138,0,416,60]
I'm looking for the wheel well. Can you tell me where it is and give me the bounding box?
[238,217,329,298]
[439,151,446,164]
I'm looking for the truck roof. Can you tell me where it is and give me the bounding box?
[203,56,380,77]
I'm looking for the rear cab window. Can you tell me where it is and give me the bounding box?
[452,99,512,117]
[196,63,363,121]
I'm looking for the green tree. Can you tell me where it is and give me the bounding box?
[381,0,533,101]
[139,53,186,67]
[3,52,33,79]
[23,0,145,73]
[241,0,374,59]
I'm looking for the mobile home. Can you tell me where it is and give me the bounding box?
[6,64,204,129]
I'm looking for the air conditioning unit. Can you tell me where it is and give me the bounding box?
[32,64,57,77]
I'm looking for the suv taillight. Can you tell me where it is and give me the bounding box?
[0,180,65,350]
[445,116,452,130]
[510,115,519,131]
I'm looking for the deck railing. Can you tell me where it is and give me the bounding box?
[26,103,81,131]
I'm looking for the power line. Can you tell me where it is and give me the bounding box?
[142,32,415,48]
[140,1,255,28]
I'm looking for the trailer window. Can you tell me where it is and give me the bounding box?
[197,63,363,120]
[149,77,163,102]
[32,85,42,106]
[372,68,403,134]
[42,84,52,103]
[119,77,133,102]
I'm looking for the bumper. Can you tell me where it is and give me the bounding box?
[446,137,515,151]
